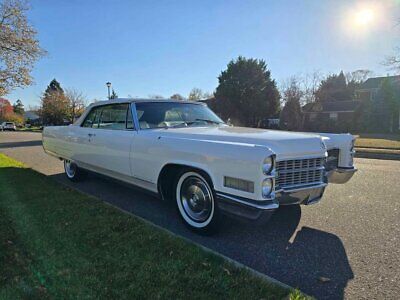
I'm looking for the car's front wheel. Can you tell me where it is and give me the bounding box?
[64,160,86,182]
[175,170,219,234]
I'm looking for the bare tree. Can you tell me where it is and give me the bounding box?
[279,77,303,130]
[170,93,184,100]
[345,69,373,84]
[0,0,46,96]
[188,88,204,101]
[65,88,87,123]
[383,47,400,73]
[301,70,323,105]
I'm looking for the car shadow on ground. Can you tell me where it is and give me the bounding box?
[0,140,43,148]
[48,171,353,300]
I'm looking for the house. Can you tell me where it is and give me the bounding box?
[355,75,400,132]
[24,110,41,125]
[302,100,361,132]
[303,75,400,133]
[356,75,400,101]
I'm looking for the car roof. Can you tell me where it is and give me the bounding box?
[89,98,206,108]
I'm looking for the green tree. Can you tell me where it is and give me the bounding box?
[215,56,280,127]
[0,0,46,96]
[279,78,303,131]
[381,78,400,133]
[315,71,354,102]
[110,89,118,99]
[13,99,24,115]
[40,79,69,125]
[44,78,64,96]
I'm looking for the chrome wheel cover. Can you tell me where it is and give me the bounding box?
[65,160,76,178]
[179,175,213,223]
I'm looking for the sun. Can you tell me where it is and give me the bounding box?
[354,8,375,27]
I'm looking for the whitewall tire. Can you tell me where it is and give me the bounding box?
[175,170,219,234]
[64,160,86,182]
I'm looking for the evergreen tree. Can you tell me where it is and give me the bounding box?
[110,89,118,99]
[13,99,24,115]
[44,79,64,97]
[40,79,69,125]
[315,71,355,102]
[215,56,280,127]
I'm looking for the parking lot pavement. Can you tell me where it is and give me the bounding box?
[1,131,399,299]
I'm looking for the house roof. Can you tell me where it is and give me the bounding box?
[24,111,40,120]
[360,75,400,90]
[303,100,361,113]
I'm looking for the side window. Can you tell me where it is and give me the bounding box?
[82,107,100,128]
[126,105,134,129]
[98,104,129,130]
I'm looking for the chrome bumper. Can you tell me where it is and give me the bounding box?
[327,167,357,184]
[216,183,327,223]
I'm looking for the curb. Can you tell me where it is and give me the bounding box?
[355,151,400,161]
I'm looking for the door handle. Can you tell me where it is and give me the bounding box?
[88,133,96,137]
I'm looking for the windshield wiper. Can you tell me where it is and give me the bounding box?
[186,119,223,125]
[165,119,223,129]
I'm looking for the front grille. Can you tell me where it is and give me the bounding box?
[276,157,325,190]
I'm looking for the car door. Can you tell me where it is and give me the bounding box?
[87,103,135,177]
[75,105,102,164]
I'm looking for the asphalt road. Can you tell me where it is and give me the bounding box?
[1,131,399,300]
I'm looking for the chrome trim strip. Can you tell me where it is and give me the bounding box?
[277,166,325,174]
[216,192,279,210]
[276,182,328,193]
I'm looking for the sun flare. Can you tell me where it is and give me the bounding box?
[354,8,375,26]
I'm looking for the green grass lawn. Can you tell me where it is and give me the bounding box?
[17,126,42,132]
[0,153,306,299]
[354,133,400,150]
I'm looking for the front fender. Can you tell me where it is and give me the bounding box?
[132,133,274,201]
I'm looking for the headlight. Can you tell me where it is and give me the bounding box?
[262,156,274,174]
[262,178,273,197]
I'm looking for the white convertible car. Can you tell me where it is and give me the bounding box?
[43,99,357,234]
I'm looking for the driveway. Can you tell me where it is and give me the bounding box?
[1,131,399,299]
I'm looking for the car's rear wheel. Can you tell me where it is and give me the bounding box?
[64,160,86,182]
[175,170,219,234]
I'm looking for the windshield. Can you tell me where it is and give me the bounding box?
[135,102,224,129]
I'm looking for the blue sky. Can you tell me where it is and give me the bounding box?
[7,0,400,107]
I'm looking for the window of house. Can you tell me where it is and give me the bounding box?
[329,112,338,121]
[309,113,317,121]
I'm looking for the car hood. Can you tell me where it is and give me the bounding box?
[156,125,327,160]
